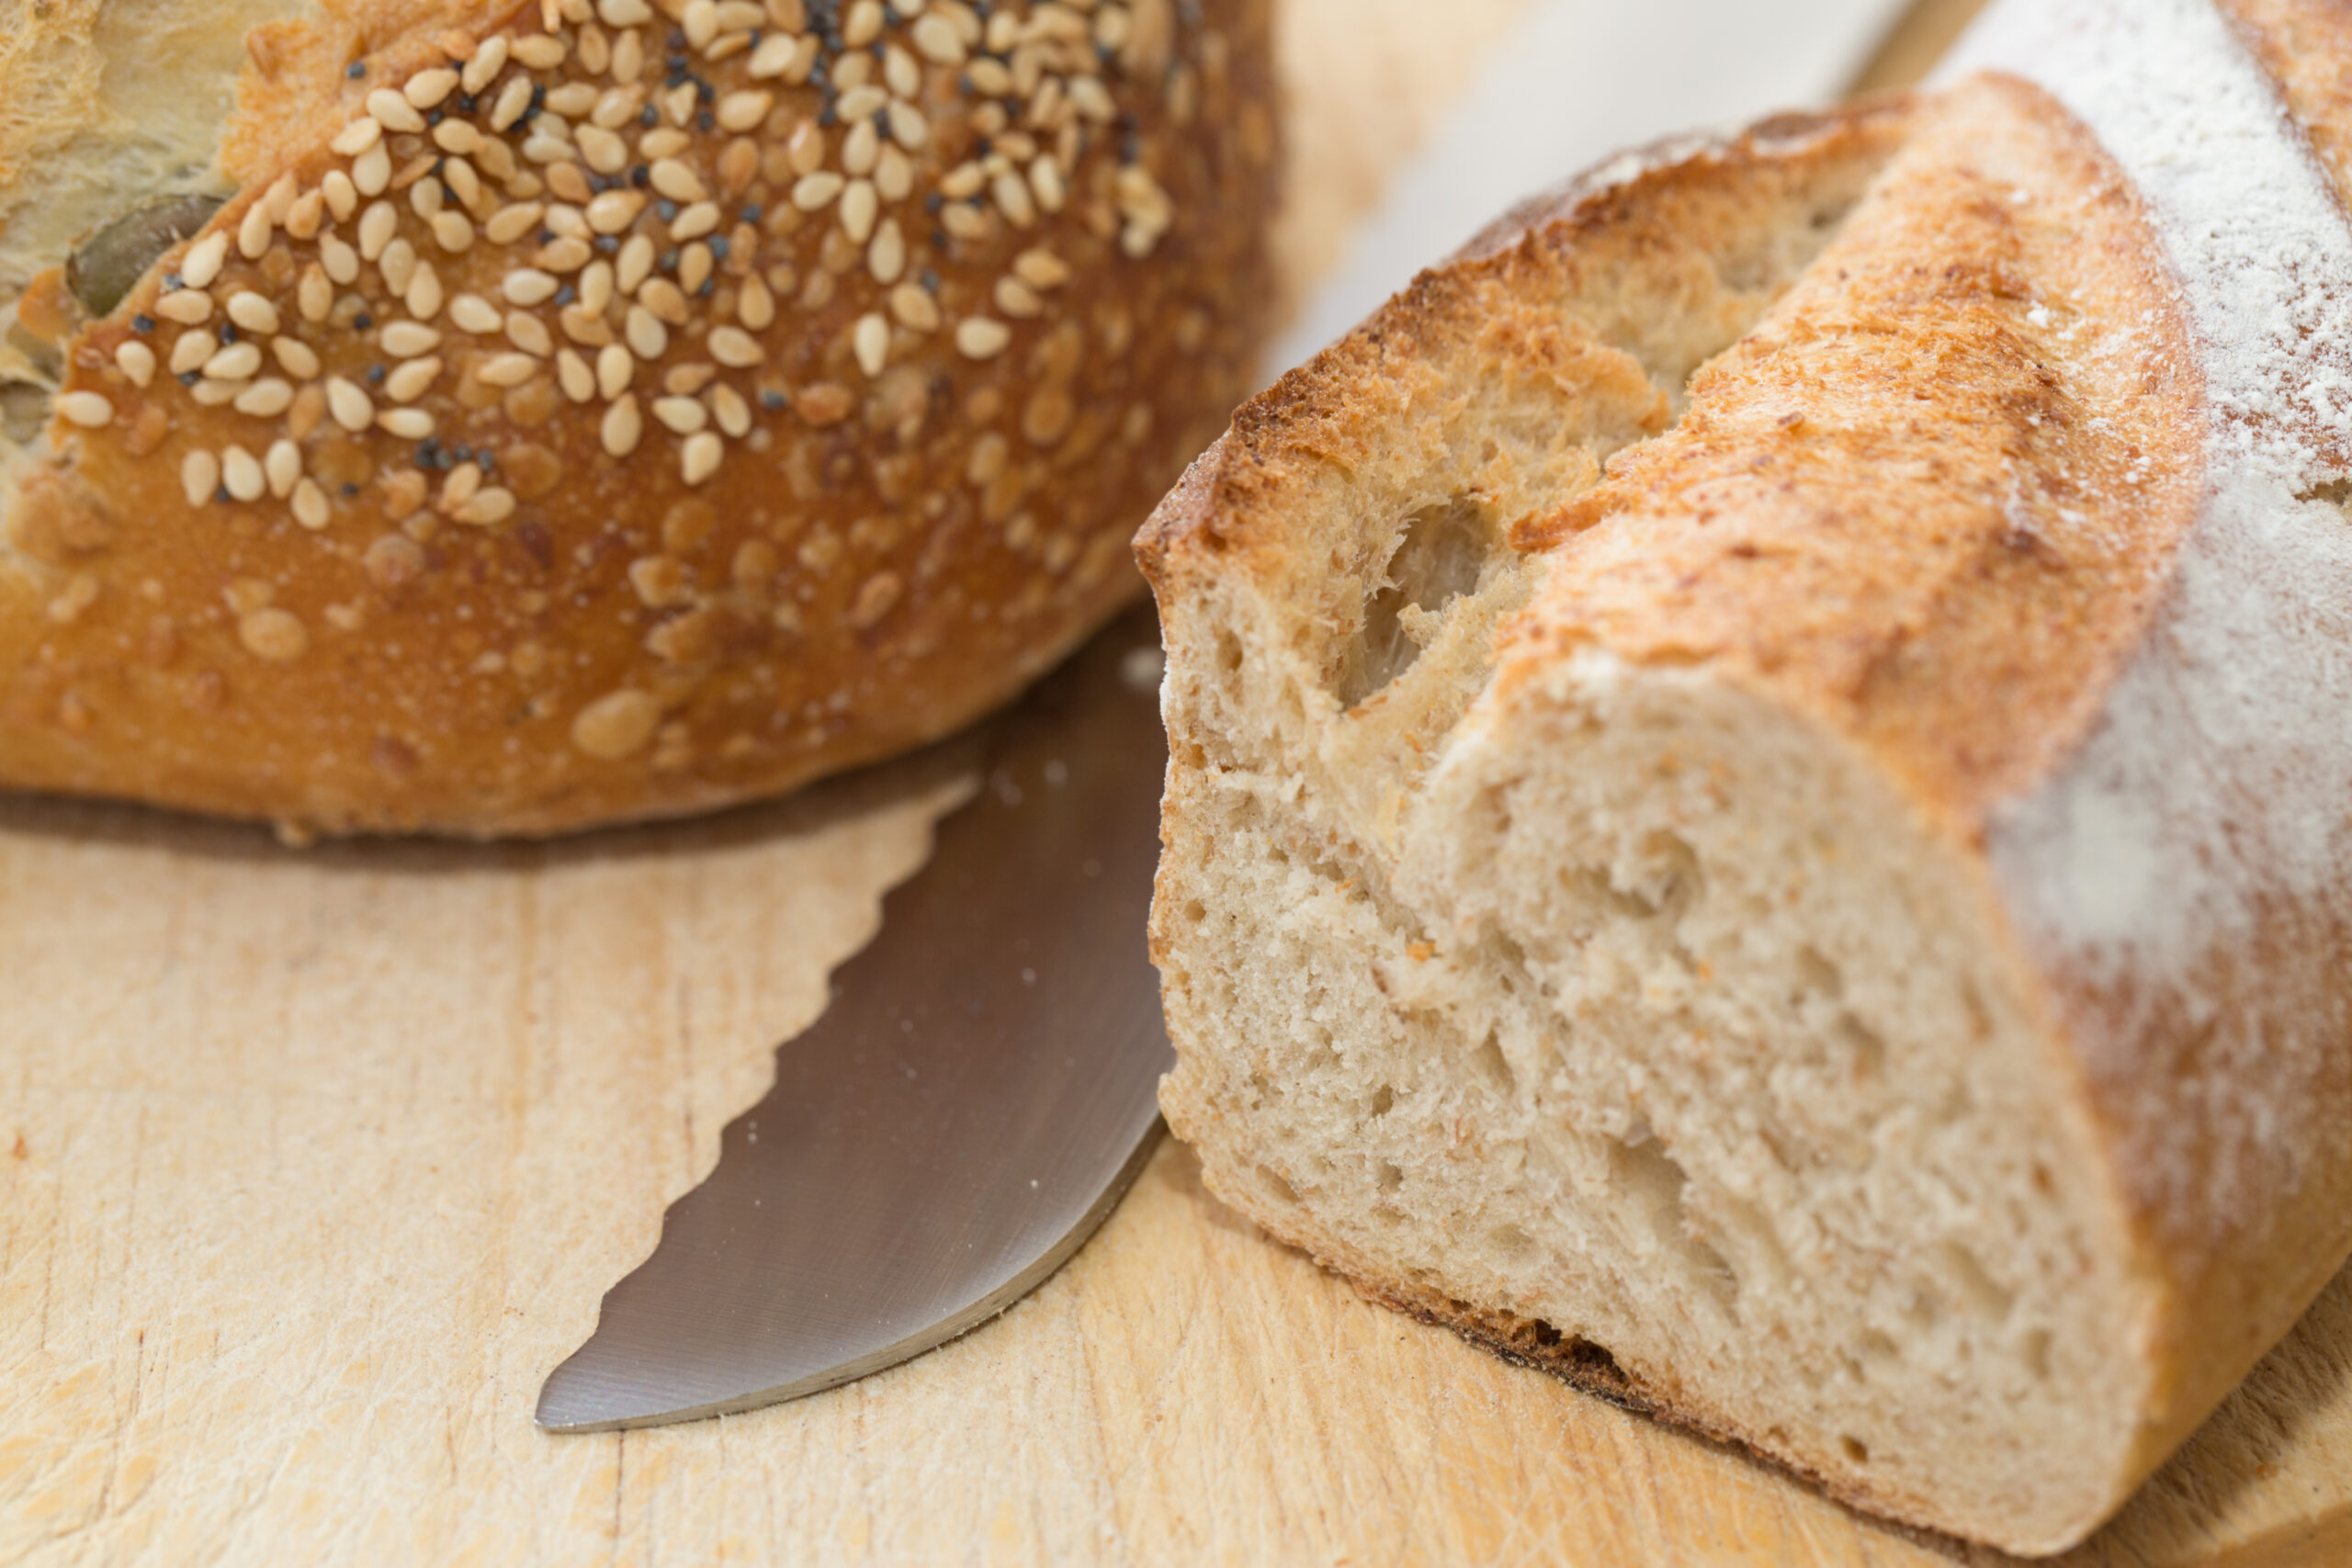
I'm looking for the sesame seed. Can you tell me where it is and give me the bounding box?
[557,348,597,402]
[585,189,646,233]
[638,276,689,324]
[180,232,230,289]
[956,317,1011,359]
[839,180,879,244]
[225,292,280,335]
[506,310,556,356]
[888,281,940,332]
[680,430,721,485]
[503,268,560,306]
[940,162,984,199]
[577,125,629,174]
[679,242,715,294]
[1031,154,1066,214]
[492,76,537,130]
[597,343,634,399]
[883,44,920,100]
[537,235,594,272]
[716,89,772,132]
[367,86,426,134]
[292,477,331,529]
[406,66,459,110]
[434,118,485,156]
[235,378,297,417]
[616,232,658,294]
[579,260,616,316]
[221,445,266,501]
[992,169,1037,228]
[853,312,889,377]
[705,325,763,368]
[485,202,545,246]
[449,294,503,333]
[842,118,879,176]
[403,266,442,323]
[670,200,720,242]
[888,102,930,154]
[239,607,309,662]
[353,143,393,197]
[204,342,264,381]
[327,377,376,431]
[155,290,214,325]
[323,171,359,220]
[378,407,435,439]
[265,438,302,497]
[181,449,220,505]
[837,84,887,121]
[738,272,775,329]
[170,333,214,376]
[911,14,965,63]
[652,395,707,434]
[602,393,644,456]
[381,321,442,357]
[455,486,516,525]
[626,306,669,359]
[55,390,114,428]
[286,189,326,241]
[752,33,799,78]
[513,33,566,70]
[710,382,750,437]
[320,235,361,287]
[571,688,660,759]
[792,171,844,210]
[430,211,476,254]
[332,118,385,157]
[358,201,400,261]
[1013,247,1070,289]
[478,352,540,388]
[273,338,322,378]
[462,35,509,95]
[385,356,443,401]
[115,341,157,388]
[650,158,707,203]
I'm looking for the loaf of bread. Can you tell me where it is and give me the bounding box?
[1138,0,2352,1552]
[0,0,1273,837]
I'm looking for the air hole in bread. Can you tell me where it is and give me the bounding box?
[1470,1030,1516,1096]
[1841,1435,1870,1465]
[1838,1012,1887,1082]
[1370,1084,1396,1116]
[1256,1163,1299,1204]
[1490,1224,1537,1265]
[1376,1160,1404,1194]
[1932,1240,2016,1322]
[1336,494,1502,708]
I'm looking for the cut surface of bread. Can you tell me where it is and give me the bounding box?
[1140,31,2352,1552]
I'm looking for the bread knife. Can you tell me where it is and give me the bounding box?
[536,605,1170,1430]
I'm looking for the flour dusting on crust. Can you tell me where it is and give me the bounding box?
[1957,0,2352,1251]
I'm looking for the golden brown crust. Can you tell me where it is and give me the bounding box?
[1137,99,1918,603]
[1,0,1276,836]
[1498,73,2205,839]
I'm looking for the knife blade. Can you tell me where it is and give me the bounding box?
[537,605,1170,1431]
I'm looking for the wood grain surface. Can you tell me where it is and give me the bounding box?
[10,1,2352,1564]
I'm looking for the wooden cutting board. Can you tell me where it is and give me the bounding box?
[9,3,2352,1564]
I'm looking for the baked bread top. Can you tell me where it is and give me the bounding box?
[0,0,1275,836]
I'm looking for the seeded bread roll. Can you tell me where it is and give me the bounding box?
[1139,0,2352,1553]
[0,0,1274,837]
